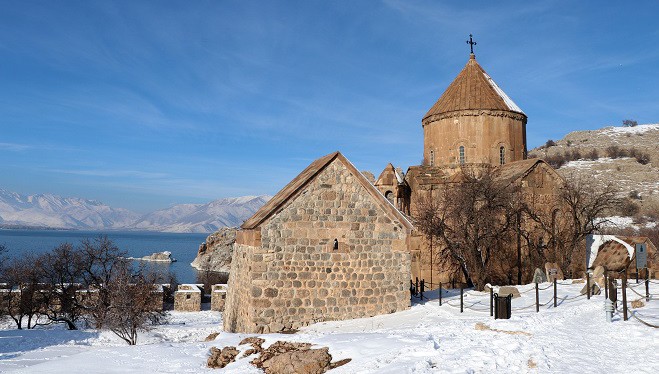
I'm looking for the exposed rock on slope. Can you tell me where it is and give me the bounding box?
[191,227,237,273]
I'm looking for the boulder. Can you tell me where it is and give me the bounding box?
[532,268,547,284]
[545,262,564,282]
[591,265,605,288]
[261,347,332,374]
[580,282,601,296]
[191,228,237,273]
[631,299,645,309]
[207,346,239,369]
[251,340,351,374]
[497,286,521,299]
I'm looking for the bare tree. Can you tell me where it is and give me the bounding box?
[415,167,519,289]
[35,243,86,330]
[93,263,165,345]
[522,175,620,276]
[1,255,45,329]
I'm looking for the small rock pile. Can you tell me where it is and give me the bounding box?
[207,338,351,373]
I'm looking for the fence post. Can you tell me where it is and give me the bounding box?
[490,286,493,317]
[604,272,608,299]
[646,270,650,302]
[622,269,628,321]
[586,272,591,300]
[415,277,419,297]
[439,282,442,306]
[460,284,464,313]
[535,282,539,313]
[420,279,424,300]
[553,279,557,308]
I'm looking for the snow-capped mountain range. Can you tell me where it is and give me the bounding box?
[0,188,270,233]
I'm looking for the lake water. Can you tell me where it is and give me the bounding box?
[0,229,208,284]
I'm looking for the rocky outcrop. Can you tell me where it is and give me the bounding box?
[142,251,175,262]
[250,341,350,374]
[191,228,237,273]
[126,251,176,262]
[208,340,351,372]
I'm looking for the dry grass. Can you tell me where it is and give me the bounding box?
[474,322,532,336]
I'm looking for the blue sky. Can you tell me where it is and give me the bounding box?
[1,1,658,212]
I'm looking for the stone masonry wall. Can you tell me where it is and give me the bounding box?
[224,159,411,333]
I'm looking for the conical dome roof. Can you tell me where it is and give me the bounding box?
[423,54,525,122]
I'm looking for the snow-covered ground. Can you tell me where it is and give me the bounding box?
[1,281,658,373]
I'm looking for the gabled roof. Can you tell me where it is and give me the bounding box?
[241,152,414,231]
[493,158,563,186]
[423,54,525,122]
[375,163,406,187]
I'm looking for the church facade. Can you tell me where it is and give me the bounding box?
[224,51,564,333]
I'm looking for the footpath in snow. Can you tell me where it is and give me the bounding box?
[1,280,658,373]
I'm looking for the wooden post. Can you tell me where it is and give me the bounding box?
[460,285,464,313]
[604,272,608,298]
[535,282,539,313]
[646,270,650,302]
[636,268,639,284]
[622,270,628,321]
[490,287,493,317]
[415,277,419,297]
[439,282,442,306]
[420,279,425,300]
[586,272,591,300]
[553,279,557,308]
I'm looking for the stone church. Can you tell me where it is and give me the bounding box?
[224,50,564,333]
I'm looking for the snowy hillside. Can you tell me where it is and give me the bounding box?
[529,123,659,217]
[0,188,270,233]
[0,189,140,230]
[0,280,657,373]
[132,196,271,233]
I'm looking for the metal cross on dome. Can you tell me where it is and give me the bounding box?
[466,34,477,54]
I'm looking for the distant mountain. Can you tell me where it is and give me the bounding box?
[0,189,140,230]
[131,196,271,233]
[0,189,270,233]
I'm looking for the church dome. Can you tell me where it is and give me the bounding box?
[423,54,526,124]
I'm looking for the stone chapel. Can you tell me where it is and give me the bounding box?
[224,50,564,334]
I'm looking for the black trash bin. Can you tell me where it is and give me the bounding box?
[493,293,512,319]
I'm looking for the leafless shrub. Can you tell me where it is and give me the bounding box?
[622,119,638,127]
[586,149,599,161]
[92,264,165,345]
[619,198,640,216]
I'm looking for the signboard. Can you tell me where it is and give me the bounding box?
[635,243,647,269]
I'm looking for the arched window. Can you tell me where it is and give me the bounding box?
[429,150,435,166]
[499,146,506,165]
[385,191,394,204]
[459,146,465,164]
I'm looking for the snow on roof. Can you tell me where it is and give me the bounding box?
[482,71,524,114]
[586,234,635,269]
[394,168,404,184]
[177,284,201,292]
